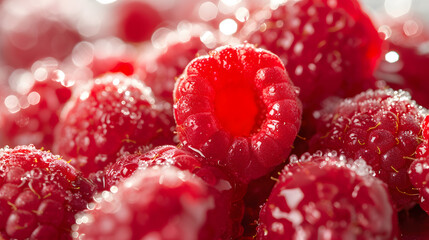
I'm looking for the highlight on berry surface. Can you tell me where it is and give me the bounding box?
[173,43,302,182]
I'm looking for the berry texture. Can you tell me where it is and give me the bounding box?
[309,89,427,210]
[243,0,381,110]
[1,58,72,149]
[257,152,398,240]
[174,44,302,182]
[53,73,176,177]
[75,166,235,240]
[409,115,429,214]
[0,145,95,239]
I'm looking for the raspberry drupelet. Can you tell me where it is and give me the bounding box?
[174,44,302,183]
[309,89,428,210]
[242,0,382,111]
[257,151,398,240]
[53,73,176,177]
[74,166,236,240]
[0,145,95,239]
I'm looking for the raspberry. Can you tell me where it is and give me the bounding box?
[74,166,236,240]
[376,17,429,108]
[174,44,302,182]
[0,145,95,239]
[104,145,202,190]
[257,152,398,240]
[53,73,176,177]
[242,0,381,110]
[0,10,81,68]
[136,25,216,104]
[104,145,246,238]
[309,89,427,210]
[1,58,73,149]
[114,0,163,43]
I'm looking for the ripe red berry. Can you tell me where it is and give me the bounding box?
[1,58,73,149]
[242,0,381,110]
[75,166,236,240]
[53,73,176,177]
[174,44,302,182]
[309,89,427,210]
[0,145,95,239]
[257,152,398,240]
[104,145,246,238]
[114,0,163,43]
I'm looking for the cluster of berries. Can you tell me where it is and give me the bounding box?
[0,0,429,239]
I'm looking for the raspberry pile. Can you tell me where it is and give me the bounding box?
[0,0,428,239]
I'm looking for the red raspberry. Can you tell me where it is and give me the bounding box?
[74,166,236,240]
[309,89,427,210]
[376,17,429,108]
[0,145,95,239]
[257,152,398,240]
[242,0,381,110]
[409,115,429,214]
[1,58,73,149]
[174,44,302,182]
[0,11,81,68]
[136,25,216,104]
[104,145,246,238]
[53,73,176,177]
[114,0,163,43]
